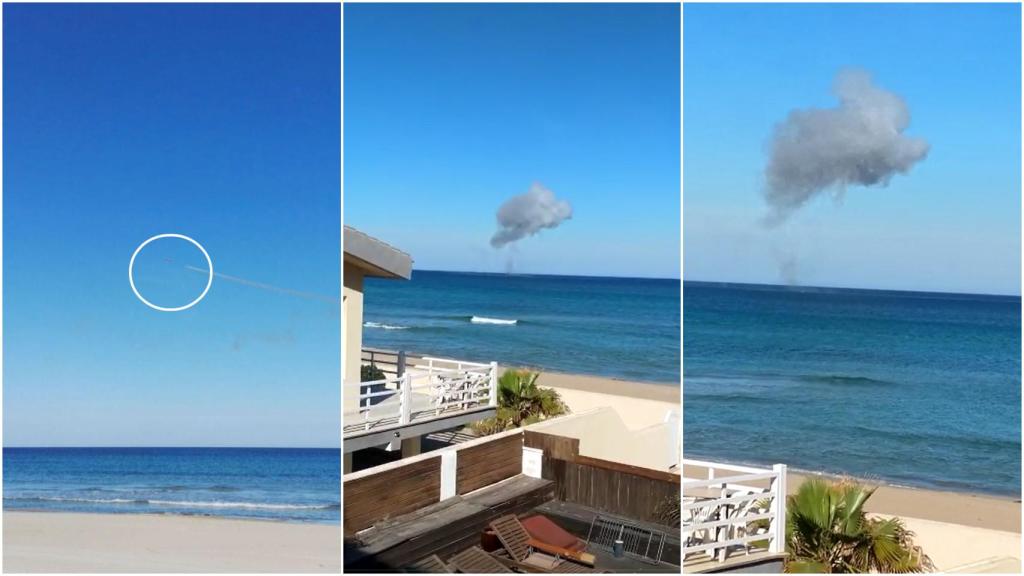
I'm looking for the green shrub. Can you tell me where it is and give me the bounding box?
[361,363,386,382]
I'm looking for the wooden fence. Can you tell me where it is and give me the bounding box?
[523,431,680,525]
[456,432,522,494]
[344,455,442,534]
[344,430,524,534]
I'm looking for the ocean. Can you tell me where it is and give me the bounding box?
[3,448,340,523]
[362,270,681,384]
[684,281,1022,497]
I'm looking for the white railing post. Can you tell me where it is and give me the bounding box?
[769,464,787,554]
[716,485,728,562]
[440,450,457,500]
[489,362,499,407]
[400,373,412,425]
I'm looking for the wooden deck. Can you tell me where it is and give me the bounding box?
[345,474,555,572]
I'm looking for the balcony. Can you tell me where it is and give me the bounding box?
[343,349,498,453]
[682,459,788,573]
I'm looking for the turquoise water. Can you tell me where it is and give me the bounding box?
[684,281,1021,496]
[362,270,681,384]
[3,448,340,523]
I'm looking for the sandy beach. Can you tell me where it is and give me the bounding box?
[3,512,341,573]
[532,370,679,429]
[787,471,1021,532]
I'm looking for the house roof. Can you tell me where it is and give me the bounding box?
[344,226,412,280]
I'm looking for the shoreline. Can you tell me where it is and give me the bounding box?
[530,370,679,430]
[394,351,680,390]
[525,368,680,402]
[3,507,341,525]
[3,510,341,573]
[683,451,1021,503]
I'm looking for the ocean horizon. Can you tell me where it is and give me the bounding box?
[3,447,340,524]
[361,269,681,384]
[684,280,1022,497]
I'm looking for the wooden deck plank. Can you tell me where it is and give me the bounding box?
[346,475,555,571]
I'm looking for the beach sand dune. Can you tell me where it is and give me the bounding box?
[3,512,341,573]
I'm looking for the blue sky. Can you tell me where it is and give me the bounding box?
[685,3,1021,295]
[3,4,340,447]
[345,3,680,279]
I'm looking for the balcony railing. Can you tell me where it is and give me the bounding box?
[344,353,498,437]
[682,459,787,565]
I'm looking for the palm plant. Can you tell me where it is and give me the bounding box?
[469,369,567,435]
[785,478,932,573]
[497,369,567,427]
[654,492,681,528]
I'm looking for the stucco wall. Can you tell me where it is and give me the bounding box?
[343,264,365,411]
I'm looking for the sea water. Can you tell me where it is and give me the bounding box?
[361,270,681,384]
[3,447,340,523]
[684,281,1021,496]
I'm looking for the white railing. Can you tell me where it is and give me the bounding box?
[343,358,498,436]
[682,459,787,564]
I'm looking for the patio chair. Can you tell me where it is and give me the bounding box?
[489,515,599,573]
[682,498,719,549]
[431,372,466,414]
[448,546,514,573]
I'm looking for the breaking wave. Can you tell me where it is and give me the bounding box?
[470,316,517,325]
[364,321,409,330]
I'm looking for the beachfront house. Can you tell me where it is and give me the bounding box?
[343,227,499,471]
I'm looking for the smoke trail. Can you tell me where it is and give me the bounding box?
[184,266,338,305]
[764,69,929,224]
[490,183,573,248]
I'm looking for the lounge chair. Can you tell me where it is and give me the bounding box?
[448,546,514,573]
[521,515,596,566]
[489,515,599,573]
[404,554,452,573]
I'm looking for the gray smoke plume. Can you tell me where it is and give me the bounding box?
[764,69,929,224]
[490,183,572,248]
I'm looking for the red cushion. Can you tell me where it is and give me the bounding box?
[520,515,584,552]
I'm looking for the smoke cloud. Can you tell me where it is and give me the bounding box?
[490,183,573,248]
[764,69,929,224]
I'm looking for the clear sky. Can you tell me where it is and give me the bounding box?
[345,3,680,279]
[4,4,340,447]
[685,3,1021,295]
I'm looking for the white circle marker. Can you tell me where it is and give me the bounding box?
[128,233,213,312]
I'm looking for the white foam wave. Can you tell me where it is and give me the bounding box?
[364,321,409,330]
[470,316,518,325]
[148,500,336,510]
[7,496,337,510]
